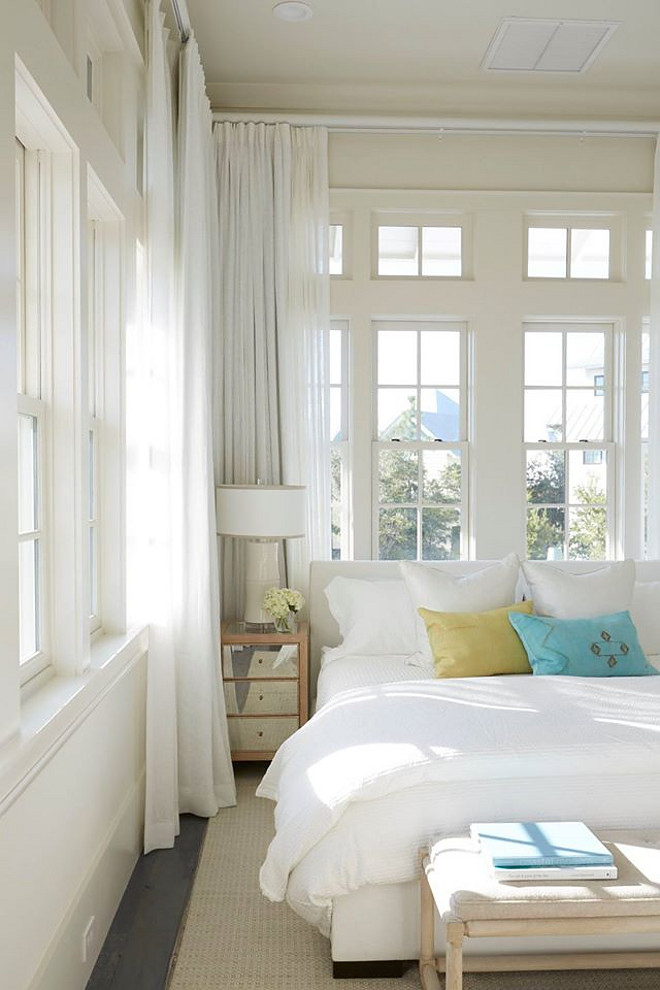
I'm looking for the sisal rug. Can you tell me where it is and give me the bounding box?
[168,764,660,989]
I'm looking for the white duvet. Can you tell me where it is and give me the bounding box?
[257,673,660,935]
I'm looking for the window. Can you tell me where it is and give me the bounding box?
[646,229,653,280]
[374,322,467,560]
[16,138,48,682]
[524,325,612,560]
[526,221,613,279]
[641,327,650,556]
[329,320,349,559]
[329,224,343,276]
[87,221,102,631]
[376,222,464,277]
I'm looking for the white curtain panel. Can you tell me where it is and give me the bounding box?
[174,36,235,818]
[131,2,234,856]
[214,122,331,618]
[649,136,660,558]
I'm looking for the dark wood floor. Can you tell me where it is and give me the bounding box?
[86,815,207,990]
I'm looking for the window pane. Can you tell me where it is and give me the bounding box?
[642,330,649,441]
[378,389,417,439]
[525,332,562,386]
[89,526,98,617]
[570,228,609,279]
[378,330,417,384]
[19,539,39,661]
[528,227,567,278]
[566,332,605,386]
[379,507,417,559]
[421,227,461,276]
[526,450,565,505]
[646,230,652,280]
[565,389,604,441]
[527,507,565,560]
[18,414,37,534]
[568,448,607,504]
[329,224,343,276]
[422,508,461,560]
[378,226,418,276]
[524,390,563,442]
[568,506,606,560]
[422,450,461,504]
[420,389,460,440]
[330,447,342,560]
[329,327,343,384]
[378,449,418,504]
[88,429,96,521]
[329,387,343,442]
[420,330,460,385]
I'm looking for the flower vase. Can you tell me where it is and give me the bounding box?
[274,611,297,634]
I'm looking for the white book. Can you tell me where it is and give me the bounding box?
[491,863,618,882]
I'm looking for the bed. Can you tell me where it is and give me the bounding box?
[258,559,660,976]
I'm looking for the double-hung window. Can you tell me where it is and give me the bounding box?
[374,322,467,559]
[329,320,350,559]
[524,324,613,560]
[15,138,48,682]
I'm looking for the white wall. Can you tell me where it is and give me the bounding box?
[0,3,148,988]
[329,132,655,193]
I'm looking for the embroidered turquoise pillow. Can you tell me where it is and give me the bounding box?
[508,610,657,677]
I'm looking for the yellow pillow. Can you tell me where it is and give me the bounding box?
[418,600,535,679]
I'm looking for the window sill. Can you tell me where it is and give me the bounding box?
[0,626,149,817]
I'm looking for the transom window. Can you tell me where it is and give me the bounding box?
[376,224,462,277]
[374,322,467,560]
[526,223,612,279]
[524,324,612,560]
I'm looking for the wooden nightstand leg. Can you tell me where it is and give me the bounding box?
[419,854,441,990]
[445,922,464,990]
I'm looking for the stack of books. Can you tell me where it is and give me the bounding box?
[470,821,618,881]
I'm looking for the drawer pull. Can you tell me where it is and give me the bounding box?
[258,658,263,664]
[259,694,264,701]
[257,730,263,738]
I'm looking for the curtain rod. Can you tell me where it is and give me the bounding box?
[211,110,660,139]
[169,0,191,43]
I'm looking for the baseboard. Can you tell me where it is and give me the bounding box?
[26,770,145,990]
[332,960,407,979]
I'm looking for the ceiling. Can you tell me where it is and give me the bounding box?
[185,0,660,122]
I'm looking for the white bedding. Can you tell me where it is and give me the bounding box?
[315,653,430,710]
[258,673,660,936]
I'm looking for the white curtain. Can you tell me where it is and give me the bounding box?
[129,1,234,856]
[214,122,331,618]
[648,136,660,558]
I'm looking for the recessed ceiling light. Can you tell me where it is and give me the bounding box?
[272,2,313,22]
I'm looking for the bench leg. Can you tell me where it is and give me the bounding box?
[446,922,464,990]
[419,856,441,989]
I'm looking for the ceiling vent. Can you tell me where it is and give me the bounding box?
[482,18,619,74]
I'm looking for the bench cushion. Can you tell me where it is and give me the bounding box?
[427,831,660,922]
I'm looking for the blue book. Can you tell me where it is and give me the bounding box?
[470,821,614,869]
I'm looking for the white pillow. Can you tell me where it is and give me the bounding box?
[322,577,417,664]
[399,554,520,661]
[520,559,636,619]
[631,581,660,656]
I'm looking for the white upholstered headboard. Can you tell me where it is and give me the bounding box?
[308,558,660,702]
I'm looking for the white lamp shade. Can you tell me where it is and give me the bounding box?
[216,485,307,538]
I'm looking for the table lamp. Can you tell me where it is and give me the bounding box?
[216,484,307,624]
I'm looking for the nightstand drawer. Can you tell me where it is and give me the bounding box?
[224,679,298,715]
[222,643,298,679]
[227,716,298,753]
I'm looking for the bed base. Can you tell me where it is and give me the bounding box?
[330,880,660,977]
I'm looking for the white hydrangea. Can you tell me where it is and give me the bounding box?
[262,587,305,621]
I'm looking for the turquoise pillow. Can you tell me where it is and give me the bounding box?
[508,610,657,678]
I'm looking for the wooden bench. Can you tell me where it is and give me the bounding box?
[420,830,660,990]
